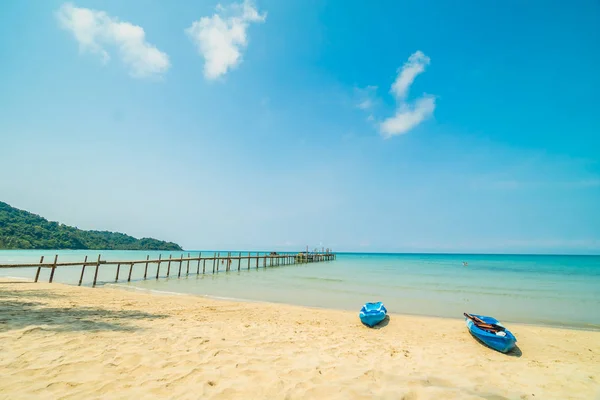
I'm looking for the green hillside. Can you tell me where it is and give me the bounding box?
[0,201,183,251]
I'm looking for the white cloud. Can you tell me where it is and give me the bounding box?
[379,51,435,138]
[390,51,430,100]
[56,3,170,79]
[380,95,436,138]
[186,0,266,80]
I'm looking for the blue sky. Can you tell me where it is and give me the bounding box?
[1,0,599,254]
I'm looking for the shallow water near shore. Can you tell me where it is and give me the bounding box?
[1,250,599,329]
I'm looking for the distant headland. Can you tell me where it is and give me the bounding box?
[0,201,182,251]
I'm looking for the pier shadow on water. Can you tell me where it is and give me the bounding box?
[0,283,167,333]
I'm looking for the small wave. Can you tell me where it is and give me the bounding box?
[103,283,190,297]
[0,276,33,282]
[203,294,267,303]
[299,276,344,283]
[105,283,276,305]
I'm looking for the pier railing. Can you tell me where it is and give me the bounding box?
[0,251,336,287]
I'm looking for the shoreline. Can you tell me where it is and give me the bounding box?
[1,280,599,399]
[3,276,599,332]
[110,282,600,332]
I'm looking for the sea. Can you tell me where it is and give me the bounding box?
[1,250,599,330]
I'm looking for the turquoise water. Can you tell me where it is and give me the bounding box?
[1,250,599,329]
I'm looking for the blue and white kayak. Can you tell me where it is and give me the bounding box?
[359,302,387,327]
[464,313,517,353]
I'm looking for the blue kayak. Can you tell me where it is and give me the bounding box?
[464,313,517,353]
[359,302,387,327]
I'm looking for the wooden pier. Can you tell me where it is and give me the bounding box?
[0,250,336,287]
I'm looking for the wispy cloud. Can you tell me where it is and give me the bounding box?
[501,239,600,249]
[573,178,600,188]
[400,238,600,253]
[473,178,600,191]
[380,51,435,138]
[186,0,266,80]
[355,85,378,110]
[391,51,430,100]
[56,3,170,79]
[380,96,436,138]
[357,99,373,110]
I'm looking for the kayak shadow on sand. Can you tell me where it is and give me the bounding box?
[470,334,523,357]
[505,345,522,357]
[370,314,390,329]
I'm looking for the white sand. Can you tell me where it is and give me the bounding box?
[1,280,599,399]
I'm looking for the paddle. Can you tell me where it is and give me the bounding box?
[464,313,506,332]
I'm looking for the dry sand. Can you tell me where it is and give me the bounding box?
[0,280,599,400]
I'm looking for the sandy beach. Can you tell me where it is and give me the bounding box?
[0,280,598,400]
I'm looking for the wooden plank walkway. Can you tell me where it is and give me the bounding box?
[0,251,336,287]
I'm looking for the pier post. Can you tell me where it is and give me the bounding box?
[93,254,101,287]
[247,252,251,270]
[186,253,190,275]
[48,254,58,283]
[127,262,134,282]
[238,252,241,271]
[178,254,183,278]
[78,255,88,286]
[115,263,121,282]
[212,252,217,274]
[34,256,44,283]
[197,252,202,274]
[156,254,162,279]
[143,255,150,279]
[167,254,172,277]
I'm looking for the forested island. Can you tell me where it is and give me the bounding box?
[0,201,183,251]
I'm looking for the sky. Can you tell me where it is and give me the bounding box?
[1,0,599,254]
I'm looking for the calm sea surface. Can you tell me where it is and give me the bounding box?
[1,250,599,329]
